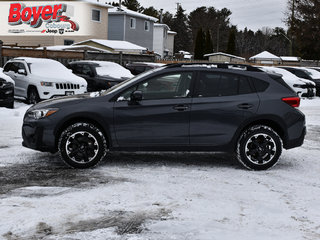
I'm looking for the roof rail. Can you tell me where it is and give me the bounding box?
[165,62,263,72]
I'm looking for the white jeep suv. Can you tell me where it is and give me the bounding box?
[3,57,87,104]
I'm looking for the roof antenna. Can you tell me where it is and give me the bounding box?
[160,9,163,23]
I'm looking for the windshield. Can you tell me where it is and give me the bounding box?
[95,63,133,79]
[101,67,166,96]
[303,68,320,79]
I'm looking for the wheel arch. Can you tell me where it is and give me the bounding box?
[232,116,287,151]
[54,116,112,151]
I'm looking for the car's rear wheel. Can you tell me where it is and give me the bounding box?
[58,122,108,168]
[236,125,282,170]
[27,87,40,104]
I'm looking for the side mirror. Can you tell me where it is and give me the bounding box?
[18,69,26,75]
[130,90,143,102]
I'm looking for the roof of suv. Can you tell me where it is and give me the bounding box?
[164,63,263,72]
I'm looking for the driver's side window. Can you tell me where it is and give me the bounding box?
[118,72,193,101]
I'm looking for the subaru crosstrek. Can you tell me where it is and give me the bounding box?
[22,63,306,170]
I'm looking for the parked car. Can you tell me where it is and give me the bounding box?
[279,66,320,96]
[259,66,315,97]
[0,67,15,109]
[67,61,133,92]
[22,63,306,171]
[3,57,87,104]
[126,62,165,75]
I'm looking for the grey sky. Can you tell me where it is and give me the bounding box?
[138,0,288,31]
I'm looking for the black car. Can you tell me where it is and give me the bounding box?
[280,66,320,96]
[0,69,14,109]
[22,63,306,170]
[67,61,133,92]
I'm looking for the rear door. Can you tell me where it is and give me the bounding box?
[190,71,260,147]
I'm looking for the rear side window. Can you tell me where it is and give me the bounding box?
[251,78,269,92]
[196,72,254,97]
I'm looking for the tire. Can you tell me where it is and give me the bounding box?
[27,87,40,104]
[7,101,14,109]
[58,122,108,169]
[236,125,282,171]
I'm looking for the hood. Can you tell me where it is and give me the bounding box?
[30,92,102,110]
[32,74,87,86]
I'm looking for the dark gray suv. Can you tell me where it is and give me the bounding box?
[22,63,306,170]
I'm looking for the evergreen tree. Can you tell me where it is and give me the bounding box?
[122,0,143,12]
[171,5,192,53]
[226,27,236,55]
[204,30,213,54]
[142,7,159,19]
[194,28,205,60]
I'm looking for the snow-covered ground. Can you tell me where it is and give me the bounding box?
[0,99,320,240]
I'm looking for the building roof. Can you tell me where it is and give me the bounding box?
[168,31,177,35]
[249,51,281,60]
[37,45,112,53]
[82,0,113,8]
[154,23,170,30]
[204,52,245,61]
[280,56,300,62]
[109,6,158,22]
[73,39,147,53]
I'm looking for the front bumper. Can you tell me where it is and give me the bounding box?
[0,86,14,107]
[22,119,57,153]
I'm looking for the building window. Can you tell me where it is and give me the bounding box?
[144,21,150,31]
[64,40,74,46]
[130,18,136,29]
[92,9,101,22]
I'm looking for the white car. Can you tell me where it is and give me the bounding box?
[259,66,315,97]
[3,57,87,104]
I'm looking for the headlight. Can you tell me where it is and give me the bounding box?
[0,79,13,88]
[28,108,59,120]
[40,82,53,87]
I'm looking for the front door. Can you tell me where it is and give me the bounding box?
[113,71,194,147]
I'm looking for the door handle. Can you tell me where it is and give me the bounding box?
[237,103,253,109]
[173,105,189,111]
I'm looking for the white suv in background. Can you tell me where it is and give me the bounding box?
[3,57,87,104]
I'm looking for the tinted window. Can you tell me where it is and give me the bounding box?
[251,78,269,92]
[3,63,13,72]
[118,72,193,101]
[294,70,311,79]
[196,72,253,97]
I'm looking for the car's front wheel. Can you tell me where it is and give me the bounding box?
[27,87,40,104]
[236,125,282,170]
[58,122,108,168]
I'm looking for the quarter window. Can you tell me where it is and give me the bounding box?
[118,72,193,101]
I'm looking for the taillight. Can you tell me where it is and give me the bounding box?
[282,97,300,108]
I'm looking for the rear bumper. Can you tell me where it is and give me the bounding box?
[284,126,306,149]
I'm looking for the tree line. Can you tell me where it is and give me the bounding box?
[110,0,320,60]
